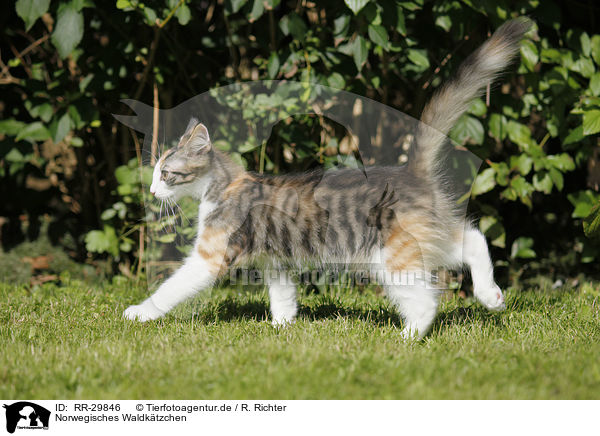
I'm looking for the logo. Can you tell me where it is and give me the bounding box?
[3,402,50,434]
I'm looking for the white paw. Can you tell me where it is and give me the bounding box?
[475,284,506,312]
[123,298,165,322]
[271,317,295,328]
[400,325,425,341]
[400,328,416,341]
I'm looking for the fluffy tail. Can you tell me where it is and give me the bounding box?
[410,17,532,177]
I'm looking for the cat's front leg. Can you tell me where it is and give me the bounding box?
[123,297,166,322]
[123,254,217,322]
[266,270,298,327]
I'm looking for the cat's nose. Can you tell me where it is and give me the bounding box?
[150,185,156,196]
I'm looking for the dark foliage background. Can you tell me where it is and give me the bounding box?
[1,0,599,286]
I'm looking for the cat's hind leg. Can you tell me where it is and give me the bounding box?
[266,270,298,327]
[379,222,440,340]
[461,226,505,311]
[385,275,440,340]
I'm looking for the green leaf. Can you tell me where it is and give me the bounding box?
[156,233,177,243]
[85,226,119,257]
[15,0,50,31]
[70,137,83,147]
[116,0,131,10]
[398,2,421,11]
[142,7,157,26]
[507,120,535,149]
[249,0,264,21]
[570,57,595,78]
[435,15,451,32]
[333,15,350,37]
[225,0,246,14]
[568,190,599,218]
[352,36,368,72]
[115,165,139,185]
[52,112,71,143]
[344,0,369,14]
[533,171,553,194]
[510,154,533,175]
[4,148,26,163]
[540,48,561,64]
[101,208,116,220]
[327,72,345,89]
[471,167,496,196]
[450,115,484,145]
[0,119,26,136]
[407,49,430,71]
[16,122,50,142]
[113,201,127,219]
[468,98,487,117]
[488,113,507,141]
[368,25,388,49]
[580,32,591,57]
[285,13,307,40]
[583,203,600,238]
[68,105,84,129]
[117,184,132,196]
[491,161,510,186]
[267,53,280,79]
[510,176,529,198]
[29,102,53,122]
[547,153,575,171]
[583,109,600,135]
[573,202,592,219]
[549,167,564,191]
[479,215,505,248]
[591,35,600,66]
[511,237,536,259]
[563,125,584,145]
[520,39,538,72]
[120,239,133,252]
[51,5,84,58]
[175,4,191,25]
[509,176,533,207]
[85,230,107,253]
[396,7,406,35]
[590,73,600,96]
[137,166,152,186]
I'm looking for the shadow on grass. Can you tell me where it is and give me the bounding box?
[298,302,403,327]
[431,305,505,333]
[178,297,271,323]
[174,294,404,327]
[175,294,504,332]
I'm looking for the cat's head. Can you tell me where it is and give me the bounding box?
[150,118,213,200]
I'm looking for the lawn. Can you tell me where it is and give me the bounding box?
[1,280,599,399]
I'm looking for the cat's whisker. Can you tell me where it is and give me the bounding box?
[145,148,160,163]
[163,200,171,229]
[166,200,177,231]
[172,200,190,226]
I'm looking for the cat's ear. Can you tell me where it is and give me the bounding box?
[185,122,211,154]
[183,117,200,136]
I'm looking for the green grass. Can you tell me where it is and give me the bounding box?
[1,280,599,399]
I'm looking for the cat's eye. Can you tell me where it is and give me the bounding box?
[160,170,169,181]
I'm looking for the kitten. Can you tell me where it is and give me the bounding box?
[124,18,531,339]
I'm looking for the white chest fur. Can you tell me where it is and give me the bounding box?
[196,200,217,236]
